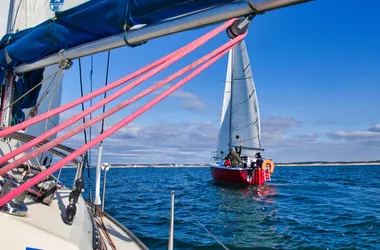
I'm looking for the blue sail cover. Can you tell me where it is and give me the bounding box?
[129,0,236,25]
[0,0,235,123]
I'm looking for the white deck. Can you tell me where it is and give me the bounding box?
[0,140,146,249]
[0,187,146,249]
[0,188,93,250]
[95,211,146,250]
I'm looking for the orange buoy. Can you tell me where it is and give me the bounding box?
[261,160,275,173]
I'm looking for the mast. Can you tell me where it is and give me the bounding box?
[6,0,15,33]
[15,0,312,74]
[0,0,16,128]
[229,46,235,150]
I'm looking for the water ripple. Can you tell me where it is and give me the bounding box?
[58,165,380,249]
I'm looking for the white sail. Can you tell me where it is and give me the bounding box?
[215,52,232,159]
[8,0,89,32]
[0,0,86,167]
[215,40,261,159]
[0,0,88,33]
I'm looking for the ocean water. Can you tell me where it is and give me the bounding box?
[59,165,380,250]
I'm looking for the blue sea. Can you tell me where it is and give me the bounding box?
[59,165,380,249]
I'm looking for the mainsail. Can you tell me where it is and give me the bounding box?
[216,40,261,159]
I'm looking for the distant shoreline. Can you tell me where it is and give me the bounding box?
[62,162,380,168]
[275,162,380,167]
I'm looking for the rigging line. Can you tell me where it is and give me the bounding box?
[0,36,202,167]
[115,179,229,250]
[94,217,113,249]
[178,200,230,250]
[38,70,62,108]
[0,19,236,167]
[1,42,228,174]
[0,30,245,173]
[0,19,236,139]
[89,55,94,167]
[79,58,93,202]
[98,207,117,250]
[0,67,62,113]
[100,51,111,137]
[25,69,60,121]
[44,70,65,131]
[35,79,56,111]
[92,219,109,250]
[260,138,268,159]
[78,59,88,144]
[0,31,247,206]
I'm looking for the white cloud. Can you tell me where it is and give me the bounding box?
[260,120,380,162]
[155,86,205,112]
[328,131,380,141]
[369,124,380,133]
[261,117,301,134]
[76,121,219,164]
[53,114,380,164]
[172,90,205,112]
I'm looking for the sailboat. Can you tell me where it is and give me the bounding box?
[209,40,275,186]
[0,0,310,249]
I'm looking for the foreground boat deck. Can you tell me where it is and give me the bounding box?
[0,187,146,250]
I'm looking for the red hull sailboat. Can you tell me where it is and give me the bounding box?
[209,40,275,186]
[210,165,271,186]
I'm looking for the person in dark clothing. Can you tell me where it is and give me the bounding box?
[235,147,241,156]
[225,148,242,167]
[255,152,263,169]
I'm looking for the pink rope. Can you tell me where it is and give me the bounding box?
[0,33,245,176]
[0,19,235,139]
[0,33,246,208]
[0,19,235,167]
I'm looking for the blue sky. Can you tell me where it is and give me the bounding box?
[59,0,380,164]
